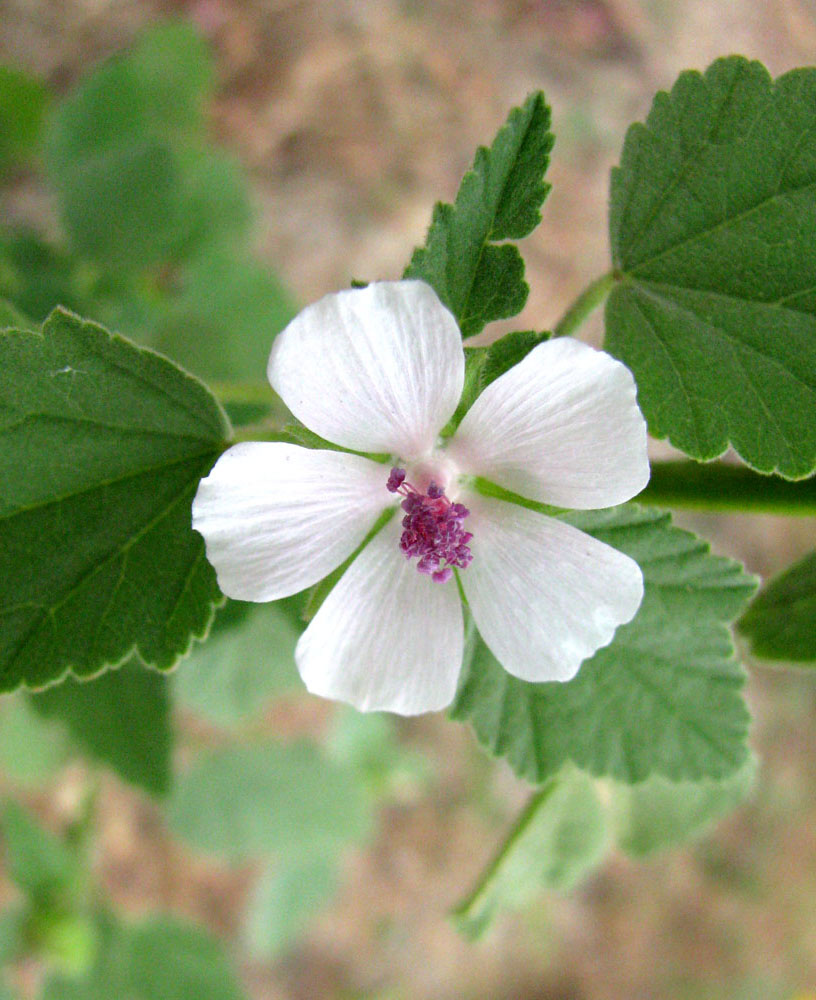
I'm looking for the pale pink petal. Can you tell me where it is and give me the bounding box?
[460,494,643,682]
[448,337,649,509]
[268,281,464,459]
[296,518,464,714]
[192,443,391,601]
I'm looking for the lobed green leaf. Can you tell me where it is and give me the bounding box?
[405,92,553,337]
[0,308,230,691]
[451,505,757,785]
[607,56,816,479]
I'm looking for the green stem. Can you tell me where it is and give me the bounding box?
[552,270,618,338]
[639,461,816,516]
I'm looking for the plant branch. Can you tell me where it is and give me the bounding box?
[552,270,618,338]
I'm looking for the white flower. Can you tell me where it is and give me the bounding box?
[192,281,649,715]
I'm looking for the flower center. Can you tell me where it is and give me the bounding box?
[386,467,473,584]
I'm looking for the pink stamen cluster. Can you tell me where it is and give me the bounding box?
[386,467,473,584]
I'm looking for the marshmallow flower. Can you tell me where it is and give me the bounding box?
[192,281,650,715]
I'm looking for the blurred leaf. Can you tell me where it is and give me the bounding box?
[0,908,25,965]
[29,660,172,796]
[169,742,371,862]
[607,56,816,479]
[406,92,553,337]
[244,857,337,958]
[0,230,87,322]
[0,308,229,691]
[0,65,49,174]
[44,21,246,270]
[1,802,78,906]
[43,912,248,1000]
[174,600,300,728]
[0,695,69,786]
[452,505,756,784]
[0,297,34,330]
[454,768,608,938]
[611,758,756,857]
[738,550,816,663]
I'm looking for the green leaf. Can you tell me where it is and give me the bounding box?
[607,56,816,479]
[2,802,78,906]
[611,758,756,858]
[0,695,69,786]
[168,742,371,863]
[29,660,172,796]
[453,768,608,938]
[43,913,248,1000]
[405,92,553,338]
[0,308,229,691]
[174,600,300,728]
[244,857,337,958]
[0,65,49,174]
[479,329,550,388]
[451,504,756,784]
[738,550,816,663]
[0,298,34,331]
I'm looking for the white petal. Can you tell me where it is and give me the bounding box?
[460,494,643,682]
[448,337,649,509]
[268,281,464,459]
[192,443,390,601]
[296,518,464,714]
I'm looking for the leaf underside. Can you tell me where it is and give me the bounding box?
[738,549,816,663]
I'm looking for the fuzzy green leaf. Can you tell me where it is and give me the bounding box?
[2,802,78,906]
[29,660,172,796]
[607,56,816,479]
[454,768,608,938]
[738,550,816,663]
[451,505,756,784]
[0,308,229,691]
[0,65,49,174]
[405,92,553,337]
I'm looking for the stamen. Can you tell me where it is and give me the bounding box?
[387,467,473,584]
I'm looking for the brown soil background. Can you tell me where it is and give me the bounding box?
[2,1,816,998]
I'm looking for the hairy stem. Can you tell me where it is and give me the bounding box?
[552,270,618,338]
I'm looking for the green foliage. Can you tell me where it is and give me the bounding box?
[405,92,553,337]
[43,21,244,271]
[0,308,229,691]
[611,759,756,857]
[479,329,550,388]
[739,550,816,663]
[174,600,300,728]
[451,505,756,784]
[168,742,371,862]
[43,913,248,1000]
[0,66,49,175]
[29,660,172,796]
[244,857,337,958]
[1,802,79,907]
[454,768,608,938]
[0,696,69,785]
[607,56,816,479]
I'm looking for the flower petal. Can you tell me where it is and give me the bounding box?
[192,443,390,601]
[460,494,643,682]
[296,518,464,714]
[448,337,649,509]
[268,281,464,459]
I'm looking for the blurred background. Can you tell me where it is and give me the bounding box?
[1,1,816,998]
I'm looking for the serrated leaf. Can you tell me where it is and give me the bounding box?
[405,92,553,337]
[739,550,816,663]
[244,857,337,958]
[29,659,172,796]
[607,56,816,479]
[174,600,300,728]
[451,504,756,784]
[0,308,229,691]
[2,802,78,906]
[611,758,756,858]
[454,768,608,939]
[168,742,371,863]
[480,329,550,388]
